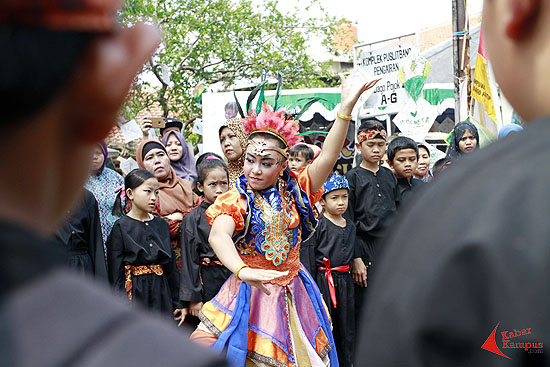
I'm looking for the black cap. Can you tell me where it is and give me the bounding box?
[160,118,183,135]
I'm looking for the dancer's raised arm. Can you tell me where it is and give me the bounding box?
[309,74,379,192]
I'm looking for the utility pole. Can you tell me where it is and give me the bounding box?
[452,0,470,123]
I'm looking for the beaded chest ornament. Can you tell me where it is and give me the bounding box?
[252,179,294,266]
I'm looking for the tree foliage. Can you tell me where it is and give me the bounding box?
[121,0,339,121]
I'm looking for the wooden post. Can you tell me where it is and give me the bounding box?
[452,0,469,123]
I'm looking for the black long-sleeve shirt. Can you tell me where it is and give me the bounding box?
[345,166,400,263]
[396,177,424,205]
[179,202,231,303]
[54,189,107,279]
[306,215,356,280]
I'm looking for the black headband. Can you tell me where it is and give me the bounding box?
[142,141,166,160]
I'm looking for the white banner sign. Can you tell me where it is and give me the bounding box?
[393,98,438,142]
[356,43,416,116]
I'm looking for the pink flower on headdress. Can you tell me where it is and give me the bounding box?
[243,103,303,147]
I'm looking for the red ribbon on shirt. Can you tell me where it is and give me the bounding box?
[318,257,350,309]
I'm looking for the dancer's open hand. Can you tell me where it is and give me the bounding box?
[339,73,381,114]
[238,267,288,295]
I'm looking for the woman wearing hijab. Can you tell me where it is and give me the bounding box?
[137,140,198,270]
[445,120,480,161]
[218,117,247,188]
[414,142,433,183]
[161,130,197,183]
[85,142,124,251]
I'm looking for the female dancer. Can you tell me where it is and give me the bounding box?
[190,74,378,366]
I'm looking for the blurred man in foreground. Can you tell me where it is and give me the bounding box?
[0,2,225,366]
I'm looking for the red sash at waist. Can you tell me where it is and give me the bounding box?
[318,257,349,308]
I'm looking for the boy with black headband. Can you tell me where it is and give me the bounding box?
[345,119,400,326]
[0,1,225,366]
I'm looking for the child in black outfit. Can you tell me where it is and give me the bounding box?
[107,169,182,317]
[386,136,424,204]
[175,153,232,326]
[310,173,356,367]
[345,120,400,325]
[291,143,319,273]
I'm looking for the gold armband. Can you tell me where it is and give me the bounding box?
[337,111,353,121]
[234,263,250,281]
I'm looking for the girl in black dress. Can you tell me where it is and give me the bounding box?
[175,153,232,326]
[107,169,181,317]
